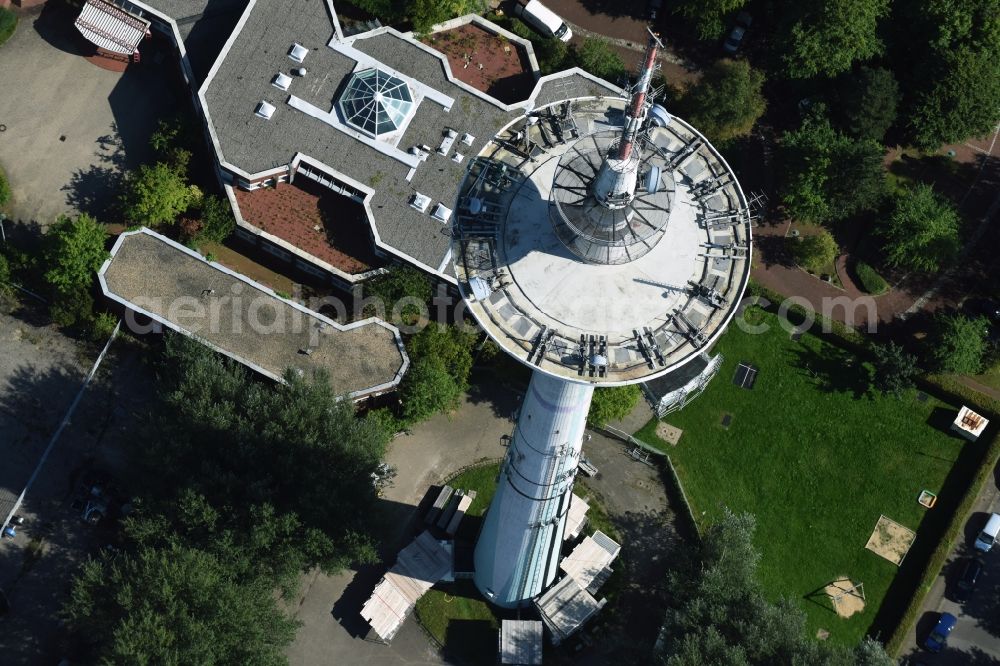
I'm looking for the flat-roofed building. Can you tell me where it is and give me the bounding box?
[98,228,407,399]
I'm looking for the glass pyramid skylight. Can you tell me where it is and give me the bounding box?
[338,68,414,138]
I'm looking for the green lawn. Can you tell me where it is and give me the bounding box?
[415,581,499,665]
[636,308,969,645]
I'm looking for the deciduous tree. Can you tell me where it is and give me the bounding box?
[672,0,748,41]
[779,111,885,224]
[871,341,919,396]
[574,38,627,83]
[879,184,960,273]
[780,0,890,79]
[121,162,200,227]
[42,213,108,298]
[65,544,297,665]
[837,66,899,143]
[677,59,766,144]
[929,313,988,375]
[588,385,641,427]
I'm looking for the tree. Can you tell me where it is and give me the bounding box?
[182,194,235,246]
[790,229,838,273]
[780,0,891,79]
[574,38,627,83]
[121,161,200,227]
[42,213,108,297]
[588,385,641,427]
[929,313,988,374]
[401,356,462,422]
[899,0,1000,150]
[364,265,433,326]
[779,111,885,224]
[145,334,392,569]
[64,544,297,665]
[407,0,479,33]
[837,66,899,142]
[909,46,1000,150]
[871,341,919,396]
[879,184,960,273]
[672,0,747,40]
[657,509,895,665]
[677,59,766,144]
[399,324,478,422]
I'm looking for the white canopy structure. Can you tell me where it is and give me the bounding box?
[75,0,149,55]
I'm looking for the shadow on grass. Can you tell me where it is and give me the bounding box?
[866,428,993,643]
[790,343,872,399]
[442,618,497,665]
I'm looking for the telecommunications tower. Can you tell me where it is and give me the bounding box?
[452,31,754,608]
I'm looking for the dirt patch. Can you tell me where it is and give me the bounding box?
[655,421,682,445]
[865,515,916,566]
[824,577,866,618]
[421,23,535,104]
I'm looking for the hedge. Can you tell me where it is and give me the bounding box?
[884,428,1000,655]
[855,261,889,295]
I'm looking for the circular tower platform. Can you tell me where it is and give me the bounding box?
[452,97,753,386]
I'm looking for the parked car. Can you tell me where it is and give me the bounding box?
[974,512,1000,552]
[953,557,983,603]
[923,612,957,653]
[646,0,663,20]
[723,12,752,54]
[70,471,120,526]
[514,0,572,42]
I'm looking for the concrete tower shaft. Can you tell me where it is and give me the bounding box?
[473,371,594,608]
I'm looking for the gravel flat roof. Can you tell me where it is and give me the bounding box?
[99,230,406,397]
[199,0,618,273]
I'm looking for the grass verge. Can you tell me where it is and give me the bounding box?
[637,308,969,645]
[0,8,17,48]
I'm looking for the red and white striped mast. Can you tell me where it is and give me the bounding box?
[591,29,664,210]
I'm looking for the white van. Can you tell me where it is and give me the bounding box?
[974,513,1000,552]
[514,0,573,42]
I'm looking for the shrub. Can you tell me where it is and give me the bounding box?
[0,253,11,297]
[89,311,119,342]
[928,313,988,375]
[790,230,838,274]
[0,165,11,208]
[880,184,960,274]
[573,38,626,83]
[854,261,888,294]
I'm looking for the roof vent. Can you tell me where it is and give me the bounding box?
[410,193,431,213]
[291,67,307,77]
[460,133,475,146]
[451,152,464,164]
[288,43,308,63]
[272,73,292,91]
[431,203,453,223]
[255,101,276,120]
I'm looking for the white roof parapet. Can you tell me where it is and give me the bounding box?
[97,228,408,400]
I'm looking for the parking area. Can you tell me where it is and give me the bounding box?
[904,463,1000,664]
[0,301,155,663]
[0,3,178,226]
[285,379,680,665]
